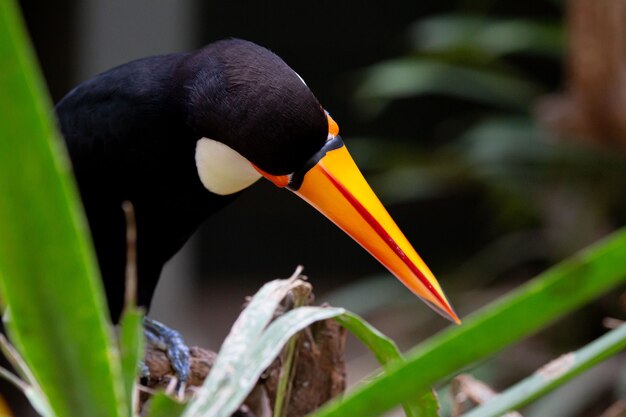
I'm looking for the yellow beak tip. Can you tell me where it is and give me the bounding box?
[293,138,461,325]
[442,305,462,325]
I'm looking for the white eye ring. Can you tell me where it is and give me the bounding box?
[195,137,262,195]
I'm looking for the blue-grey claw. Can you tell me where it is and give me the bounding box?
[143,317,190,386]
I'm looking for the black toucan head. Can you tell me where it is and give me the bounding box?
[181,39,459,323]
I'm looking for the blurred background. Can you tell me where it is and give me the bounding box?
[16,0,626,415]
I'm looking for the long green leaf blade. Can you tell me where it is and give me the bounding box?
[0,1,125,416]
[465,324,626,417]
[310,227,626,417]
[119,309,144,417]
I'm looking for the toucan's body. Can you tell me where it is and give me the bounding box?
[58,53,235,320]
[56,39,459,325]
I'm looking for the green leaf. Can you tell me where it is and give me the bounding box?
[180,275,443,417]
[119,309,144,417]
[0,365,53,417]
[272,284,311,417]
[146,393,185,417]
[336,312,439,417]
[184,305,345,417]
[310,227,626,417]
[355,60,540,110]
[17,384,54,417]
[0,335,53,417]
[335,312,402,366]
[0,1,125,416]
[211,276,301,363]
[410,15,564,58]
[464,324,626,417]
[179,276,302,417]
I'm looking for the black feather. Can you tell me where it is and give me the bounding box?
[56,40,325,320]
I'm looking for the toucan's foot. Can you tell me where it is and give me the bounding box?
[143,317,190,387]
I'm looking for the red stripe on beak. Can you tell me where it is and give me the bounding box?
[286,140,460,324]
[319,167,457,321]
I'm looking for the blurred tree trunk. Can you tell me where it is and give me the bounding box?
[538,0,626,149]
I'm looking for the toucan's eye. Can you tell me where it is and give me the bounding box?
[325,110,340,140]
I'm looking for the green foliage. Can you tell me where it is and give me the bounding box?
[354,14,562,120]
[0,336,53,417]
[182,280,344,417]
[356,60,540,112]
[310,228,626,417]
[0,1,127,416]
[2,2,626,417]
[465,323,626,417]
[147,276,437,417]
[335,312,439,417]
[146,394,185,417]
[119,310,144,417]
[409,15,563,59]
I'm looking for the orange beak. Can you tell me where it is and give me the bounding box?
[256,133,460,324]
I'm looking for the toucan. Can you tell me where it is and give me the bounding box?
[56,39,459,382]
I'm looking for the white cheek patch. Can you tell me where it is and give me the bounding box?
[195,137,262,195]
